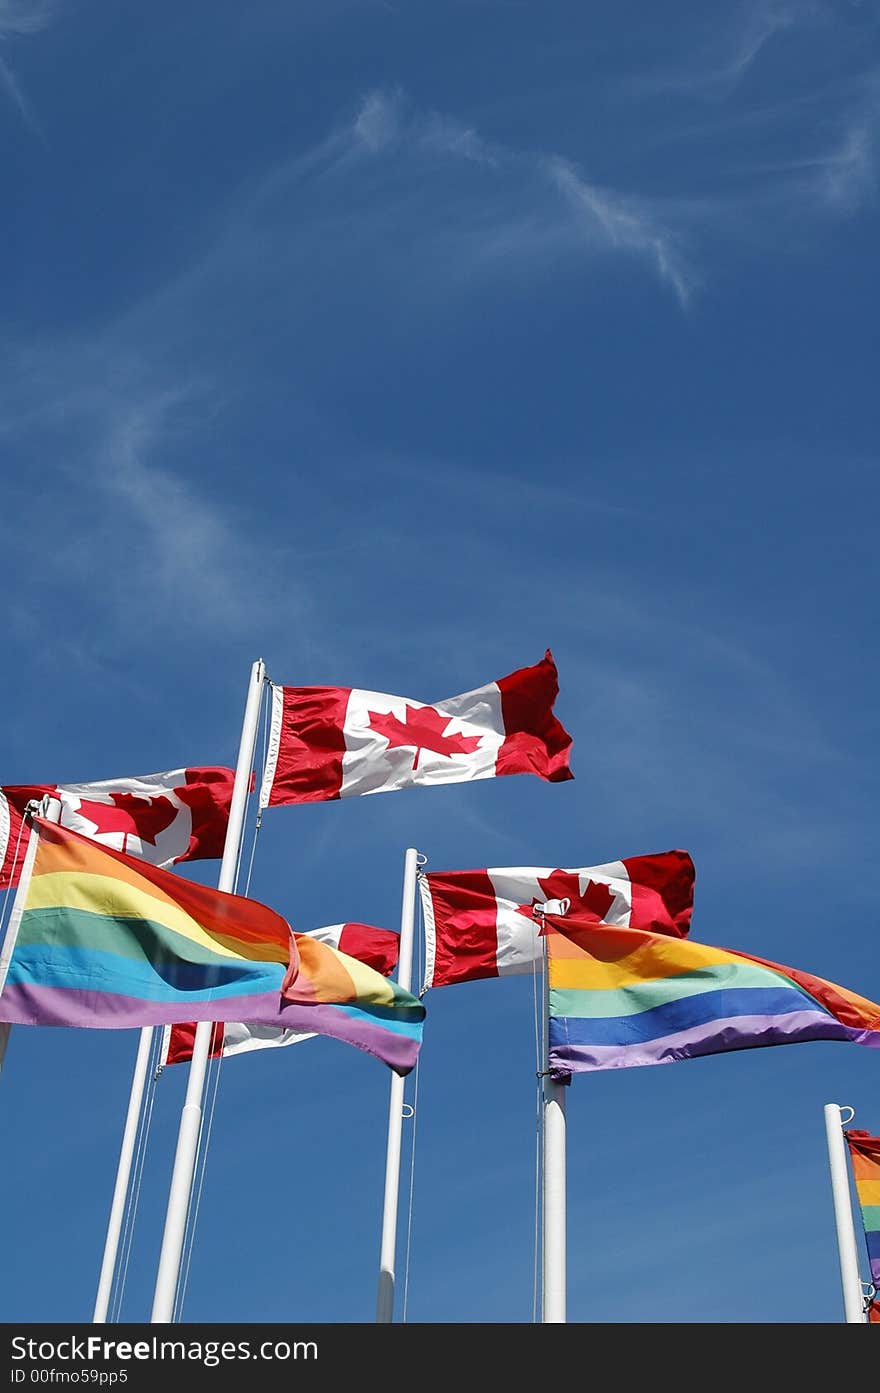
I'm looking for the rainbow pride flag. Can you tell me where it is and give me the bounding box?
[845,1129,880,1294]
[545,915,880,1078]
[0,817,424,1075]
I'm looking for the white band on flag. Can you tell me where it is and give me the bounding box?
[0,792,9,876]
[259,683,285,808]
[156,1025,173,1074]
[418,872,437,994]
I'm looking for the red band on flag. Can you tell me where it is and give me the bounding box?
[335,923,399,976]
[263,685,350,806]
[174,767,236,860]
[424,869,505,988]
[625,851,694,938]
[496,649,573,783]
[163,1021,225,1067]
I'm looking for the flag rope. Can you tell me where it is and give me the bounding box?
[175,1044,224,1321]
[241,680,271,900]
[110,1027,164,1320]
[401,883,426,1323]
[530,921,544,1322]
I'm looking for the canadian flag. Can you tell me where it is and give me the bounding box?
[0,767,235,890]
[259,649,573,807]
[419,851,695,990]
[160,922,400,1065]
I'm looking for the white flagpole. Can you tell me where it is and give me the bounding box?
[375,845,419,1323]
[0,1022,9,1072]
[93,1027,154,1322]
[541,1077,567,1322]
[824,1102,866,1323]
[150,658,266,1324]
[536,898,567,1323]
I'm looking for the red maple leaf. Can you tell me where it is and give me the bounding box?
[516,869,616,925]
[72,793,179,849]
[367,704,484,771]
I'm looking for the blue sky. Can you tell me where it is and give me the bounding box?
[0,0,878,1325]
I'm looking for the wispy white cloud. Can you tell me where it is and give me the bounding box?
[342,81,880,299]
[353,87,402,152]
[543,155,696,307]
[94,392,261,626]
[620,5,880,225]
[0,0,55,135]
[819,121,875,208]
[634,0,812,98]
[370,452,637,518]
[352,87,500,166]
[42,64,871,350]
[298,87,698,303]
[0,361,311,657]
[0,51,36,130]
[718,0,806,87]
[75,83,699,322]
[719,107,877,214]
[416,110,500,167]
[0,0,56,36]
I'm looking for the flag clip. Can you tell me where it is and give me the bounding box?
[533,898,570,919]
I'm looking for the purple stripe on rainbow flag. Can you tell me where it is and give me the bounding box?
[0,984,423,1071]
[549,1009,877,1074]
